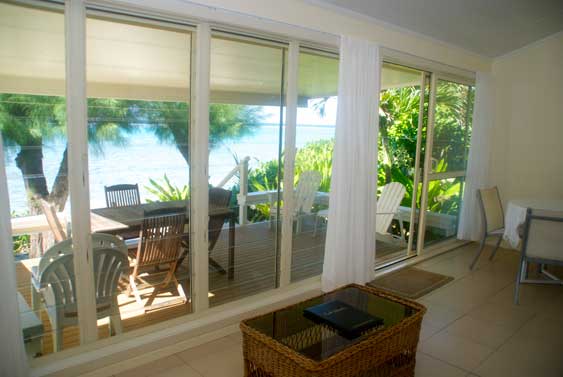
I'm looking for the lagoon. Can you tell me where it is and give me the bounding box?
[5,124,335,213]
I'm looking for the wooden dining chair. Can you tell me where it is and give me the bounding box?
[127,207,187,309]
[208,188,233,274]
[104,184,141,208]
[39,199,66,243]
[470,186,505,270]
[176,188,234,276]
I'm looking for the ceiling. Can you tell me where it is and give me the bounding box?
[312,0,563,57]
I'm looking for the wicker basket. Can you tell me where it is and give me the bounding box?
[240,284,426,377]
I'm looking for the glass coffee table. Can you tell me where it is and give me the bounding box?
[241,284,426,377]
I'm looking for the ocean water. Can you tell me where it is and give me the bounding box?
[5,124,335,213]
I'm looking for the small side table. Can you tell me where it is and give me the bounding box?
[241,284,426,377]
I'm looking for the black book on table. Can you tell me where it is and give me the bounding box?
[303,300,384,339]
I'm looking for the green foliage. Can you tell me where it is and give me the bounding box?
[10,211,30,255]
[247,159,280,221]
[209,104,263,147]
[145,174,190,202]
[241,81,471,223]
[243,139,334,221]
[0,94,66,147]
[13,234,30,255]
[294,139,334,192]
[432,81,473,171]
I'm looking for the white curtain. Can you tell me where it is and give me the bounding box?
[457,72,495,241]
[322,36,380,292]
[0,136,29,377]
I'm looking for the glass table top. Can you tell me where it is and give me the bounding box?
[244,286,419,361]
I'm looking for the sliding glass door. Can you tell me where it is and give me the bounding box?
[86,15,193,328]
[207,35,286,305]
[0,2,76,357]
[419,77,474,247]
[290,49,338,282]
[375,64,429,265]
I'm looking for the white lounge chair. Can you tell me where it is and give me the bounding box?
[375,182,406,242]
[314,182,406,241]
[271,170,322,233]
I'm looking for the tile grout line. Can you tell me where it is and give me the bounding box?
[418,254,525,374]
[468,312,539,374]
[417,350,472,374]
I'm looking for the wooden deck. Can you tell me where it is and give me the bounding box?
[16,218,404,358]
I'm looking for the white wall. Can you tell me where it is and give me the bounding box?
[489,32,563,203]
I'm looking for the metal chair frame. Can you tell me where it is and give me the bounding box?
[470,186,505,270]
[514,208,563,304]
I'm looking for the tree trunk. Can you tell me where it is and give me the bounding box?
[15,139,49,205]
[170,128,190,167]
[15,138,50,258]
[379,123,394,184]
[49,146,69,211]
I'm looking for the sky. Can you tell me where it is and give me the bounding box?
[261,96,338,126]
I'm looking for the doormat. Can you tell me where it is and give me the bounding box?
[367,267,454,299]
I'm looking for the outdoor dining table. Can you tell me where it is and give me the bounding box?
[91,200,237,279]
[503,198,563,248]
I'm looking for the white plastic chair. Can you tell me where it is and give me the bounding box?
[31,234,128,311]
[271,170,322,233]
[39,244,128,351]
[514,208,563,304]
[376,182,406,241]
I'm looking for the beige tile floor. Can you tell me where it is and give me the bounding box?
[111,243,563,377]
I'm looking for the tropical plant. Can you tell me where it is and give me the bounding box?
[145,174,190,202]
[243,77,470,222]
[11,211,30,255]
[294,139,334,192]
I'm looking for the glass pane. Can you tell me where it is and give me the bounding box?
[290,50,338,282]
[86,16,192,335]
[423,80,474,246]
[423,177,465,245]
[431,80,474,173]
[208,36,285,305]
[376,64,426,263]
[0,2,72,357]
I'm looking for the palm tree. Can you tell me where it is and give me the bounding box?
[1,96,263,210]
[144,101,262,166]
[0,94,67,212]
[1,94,263,255]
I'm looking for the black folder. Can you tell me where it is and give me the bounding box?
[303,300,384,339]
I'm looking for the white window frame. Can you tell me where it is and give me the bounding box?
[416,74,475,252]
[65,0,98,345]
[0,1,478,370]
